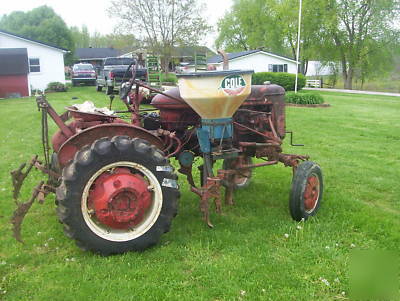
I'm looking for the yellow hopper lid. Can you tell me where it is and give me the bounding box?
[177,70,254,119]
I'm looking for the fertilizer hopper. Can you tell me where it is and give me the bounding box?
[177,69,254,155]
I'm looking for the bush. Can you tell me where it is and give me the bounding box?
[160,73,177,84]
[45,82,68,92]
[252,72,306,91]
[285,92,324,105]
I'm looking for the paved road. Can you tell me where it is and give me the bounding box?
[304,87,400,97]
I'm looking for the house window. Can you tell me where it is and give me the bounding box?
[268,64,288,72]
[29,58,40,72]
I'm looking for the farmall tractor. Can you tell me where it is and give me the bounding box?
[11,53,323,255]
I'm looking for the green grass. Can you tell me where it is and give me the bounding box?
[307,75,400,93]
[0,87,399,300]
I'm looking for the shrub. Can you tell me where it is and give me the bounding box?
[252,72,306,91]
[160,73,177,84]
[46,82,68,92]
[285,92,324,105]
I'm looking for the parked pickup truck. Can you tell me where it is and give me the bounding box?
[96,57,147,94]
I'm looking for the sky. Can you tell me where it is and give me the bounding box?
[1,0,233,49]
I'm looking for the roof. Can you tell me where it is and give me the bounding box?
[75,48,122,60]
[0,48,29,75]
[0,29,69,52]
[207,49,297,64]
[119,46,216,60]
[171,46,215,58]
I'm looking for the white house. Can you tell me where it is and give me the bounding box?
[207,50,298,74]
[0,29,68,95]
[306,61,335,76]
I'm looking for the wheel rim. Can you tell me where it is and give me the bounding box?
[81,161,163,242]
[234,169,251,186]
[303,173,320,213]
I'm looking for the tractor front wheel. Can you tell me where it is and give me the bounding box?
[222,156,253,189]
[56,136,179,255]
[289,161,323,221]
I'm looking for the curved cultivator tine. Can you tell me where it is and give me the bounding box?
[11,181,44,243]
[10,156,57,243]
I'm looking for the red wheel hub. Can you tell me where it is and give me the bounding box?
[88,168,152,229]
[303,175,319,212]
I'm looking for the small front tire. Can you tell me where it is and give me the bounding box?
[222,156,253,189]
[289,161,323,221]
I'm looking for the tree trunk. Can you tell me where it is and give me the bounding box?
[344,68,353,89]
[303,60,309,75]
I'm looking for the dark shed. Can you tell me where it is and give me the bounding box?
[0,48,29,75]
[0,48,30,98]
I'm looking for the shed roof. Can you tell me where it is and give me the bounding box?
[75,48,122,60]
[0,48,29,75]
[0,29,69,52]
[207,49,297,64]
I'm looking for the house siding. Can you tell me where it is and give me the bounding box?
[210,52,298,74]
[0,33,66,93]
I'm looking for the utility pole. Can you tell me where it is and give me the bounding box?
[294,0,302,93]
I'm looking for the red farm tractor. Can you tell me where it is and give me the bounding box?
[11,53,323,255]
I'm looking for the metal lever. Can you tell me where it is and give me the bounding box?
[217,50,229,70]
[109,94,115,110]
[286,131,304,146]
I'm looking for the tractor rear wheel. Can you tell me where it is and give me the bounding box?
[289,161,323,221]
[222,156,253,189]
[56,136,179,255]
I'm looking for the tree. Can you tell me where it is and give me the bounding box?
[215,0,287,55]
[215,0,326,73]
[70,26,140,50]
[108,0,211,72]
[70,25,91,48]
[0,6,75,65]
[216,0,400,88]
[319,0,400,89]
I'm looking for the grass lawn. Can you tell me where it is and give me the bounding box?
[0,87,399,300]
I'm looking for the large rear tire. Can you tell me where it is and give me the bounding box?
[56,136,179,255]
[289,161,323,221]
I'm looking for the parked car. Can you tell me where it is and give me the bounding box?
[96,57,147,95]
[71,63,96,86]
